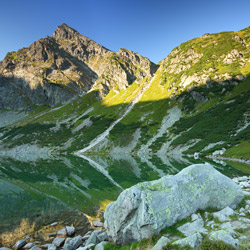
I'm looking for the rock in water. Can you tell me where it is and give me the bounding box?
[104,163,243,245]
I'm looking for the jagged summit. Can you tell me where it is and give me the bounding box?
[0,23,157,109]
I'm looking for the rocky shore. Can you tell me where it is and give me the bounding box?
[1,163,250,250]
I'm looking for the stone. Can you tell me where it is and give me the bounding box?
[239,217,250,223]
[220,222,233,230]
[94,241,108,250]
[152,236,171,250]
[25,235,31,240]
[24,243,34,249]
[65,238,72,245]
[191,213,199,221]
[62,244,75,250]
[239,182,250,188]
[66,226,75,236]
[13,240,27,250]
[239,207,245,213]
[48,245,56,250]
[173,233,203,249]
[239,212,246,216]
[30,247,42,250]
[50,222,58,227]
[213,206,235,222]
[231,221,243,230]
[239,235,248,241]
[57,228,67,236]
[70,235,83,249]
[209,230,239,249]
[77,244,95,250]
[93,221,103,227]
[0,248,12,250]
[52,238,65,247]
[104,163,243,245]
[85,230,106,246]
[238,176,248,182]
[177,218,207,236]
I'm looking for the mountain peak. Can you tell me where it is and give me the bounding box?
[52,23,79,40]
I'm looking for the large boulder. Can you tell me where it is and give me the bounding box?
[104,163,243,245]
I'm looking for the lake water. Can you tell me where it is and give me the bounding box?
[0,153,248,236]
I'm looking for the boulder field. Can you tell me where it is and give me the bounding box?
[104,163,244,245]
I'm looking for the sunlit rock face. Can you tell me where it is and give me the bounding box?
[0,23,157,110]
[104,163,243,245]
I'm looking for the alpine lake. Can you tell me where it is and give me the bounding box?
[1,153,249,240]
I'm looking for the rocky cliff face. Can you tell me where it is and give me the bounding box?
[0,23,157,109]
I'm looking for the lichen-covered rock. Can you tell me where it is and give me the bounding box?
[173,233,203,249]
[104,163,243,245]
[177,218,207,236]
[152,236,170,250]
[209,230,239,249]
[213,206,235,222]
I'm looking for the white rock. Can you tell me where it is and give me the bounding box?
[93,221,103,227]
[220,222,233,230]
[239,207,245,213]
[13,240,27,250]
[57,228,67,236]
[239,235,248,241]
[64,238,72,245]
[239,212,246,216]
[0,248,12,250]
[52,238,65,247]
[85,230,107,246]
[239,217,250,223]
[30,246,42,250]
[238,176,248,181]
[243,191,250,196]
[66,226,75,236]
[213,206,235,222]
[48,245,56,250]
[191,214,199,221]
[246,200,250,205]
[209,230,239,249]
[50,222,58,227]
[245,205,249,210]
[240,182,250,188]
[70,235,83,249]
[94,241,108,250]
[104,163,243,245]
[23,243,34,249]
[173,233,203,249]
[152,236,170,250]
[177,218,207,236]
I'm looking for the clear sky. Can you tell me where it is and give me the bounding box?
[0,0,250,63]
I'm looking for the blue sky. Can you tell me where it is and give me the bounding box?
[0,0,250,63]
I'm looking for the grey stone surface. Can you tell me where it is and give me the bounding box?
[70,235,83,249]
[213,206,235,222]
[30,246,42,250]
[173,233,203,249]
[52,237,65,247]
[13,239,27,250]
[85,230,106,246]
[65,238,72,245]
[47,245,56,250]
[209,230,239,249]
[93,221,103,227]
[62,244,74,250]
[220,222,233,230]
[57,228,67,236]
[177,218,207,236]
[152,236,170,250]
[94,241,108,250]
[66,226,75,236]
[0,248,12,250]
[23,243,34,249]
[104,163,243,245]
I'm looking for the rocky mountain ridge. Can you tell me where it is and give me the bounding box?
[0,23,157,109]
